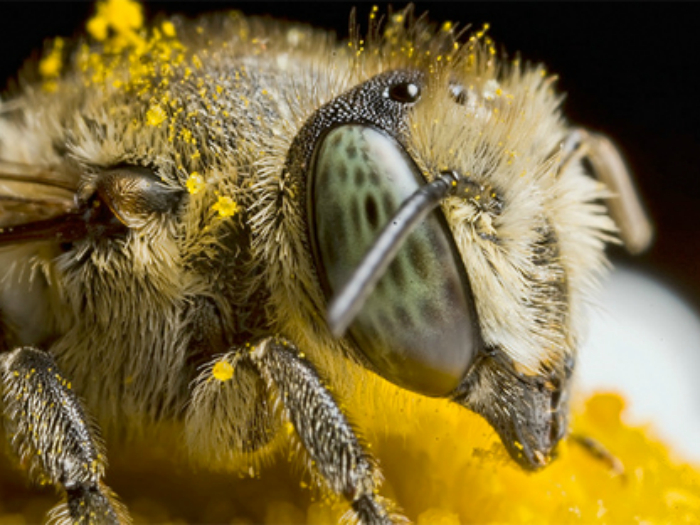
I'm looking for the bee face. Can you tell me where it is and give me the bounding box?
[0,4,651,520]
[279,63,608,467]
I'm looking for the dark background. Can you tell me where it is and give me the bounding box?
[1,2,699,307]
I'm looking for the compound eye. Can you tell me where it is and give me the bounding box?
[387,81,421,103]
[309,125,476,396]
[95,165,182,228]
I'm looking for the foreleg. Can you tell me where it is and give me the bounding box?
[187,337,397,524]
[0,346,128,524]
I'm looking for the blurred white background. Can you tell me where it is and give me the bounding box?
[579,265,700,464]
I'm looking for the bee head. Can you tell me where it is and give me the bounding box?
[289,50,616,468]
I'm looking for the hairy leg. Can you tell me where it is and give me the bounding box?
[558,128,653,254]
[0,347,128,525]
[187,337,398,524]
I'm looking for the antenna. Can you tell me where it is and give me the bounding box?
[327,171,469,337]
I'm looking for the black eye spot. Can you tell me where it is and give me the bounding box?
[393,305,410,325]
[388,81,421,103]
[381,192,395,217]
[407,238,430,280]
[322,226,338,266]
[336,163,348,183]
[420,300,440,325]
[388,259,406,288]
[365,194,379,230]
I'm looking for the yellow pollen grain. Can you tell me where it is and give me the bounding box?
[161,21,176,38]
[146,104,167,126]
[87,16,109,41]
[88,0,143,43]
[212,361,234,382]
[103,0,143,33]
[186,172,205,194]
[284,421,295,435]
[212,196,239,217]
[179,128,195,144]
[39,38,64,79]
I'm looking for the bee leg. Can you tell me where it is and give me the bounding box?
[570,433,626,478]
[249,337,397,525]
[558,128,653,254]
[186,349,281,455]
[0,346,129,524]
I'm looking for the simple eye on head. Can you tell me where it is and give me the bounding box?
[386,81,422,103]
[387,79,477,107]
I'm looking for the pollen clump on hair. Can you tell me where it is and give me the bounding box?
[211,361,234,382]
[185,172,205,195]
[212,196,238,218]
[161,21,177,38]
[86,0,144,44]
[38,37,65,92]
[145,104,167,126]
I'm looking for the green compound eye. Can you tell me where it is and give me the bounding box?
[309,124,477,396]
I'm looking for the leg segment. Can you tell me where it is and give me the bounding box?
[0,347,128,524]
[249,337,395,524]
[570,433,625,478]
[558,128,653,254]
[186,350,281,460]
[187,337,396,524]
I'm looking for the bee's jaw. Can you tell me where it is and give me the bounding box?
[454,352,571,471]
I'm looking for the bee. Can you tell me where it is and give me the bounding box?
[0,3,652,523]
